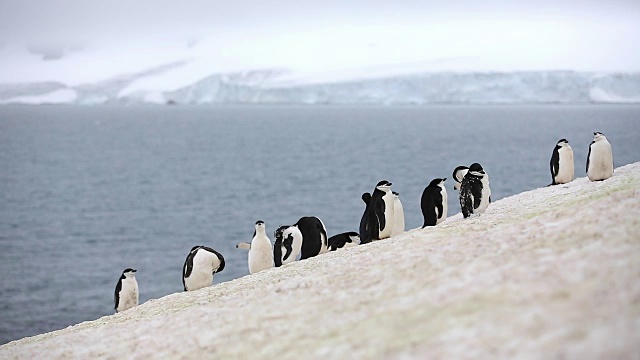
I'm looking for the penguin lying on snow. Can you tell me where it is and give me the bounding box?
[182,246,225,291]
[114,268,138,313]
[549,139,574,185]
[327,231,360,251]
[359,180,395,244]
[421,178,448,227]
[274,216,328,267]
[459,163,491,218]
[587,132,614,181]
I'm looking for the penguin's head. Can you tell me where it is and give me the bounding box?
[429,178,446,188]
[347,232,361,245]
[557,139,569,146]
[392,191,400,198]
[593,132,606,141]
[452,166,469,183]
[376,180,392,191]
[469,163,485,176]
[122,268,137,278]
[255,220,265,232]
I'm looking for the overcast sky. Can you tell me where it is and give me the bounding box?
[0,0,639,84]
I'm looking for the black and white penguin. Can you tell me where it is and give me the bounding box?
[327,231,360,251]
[421,178,448,227]
[114,268,138,313]
[452,166,469,191]
[359,180,395,243]
[459,163,491,218]
[549,139,574,185]
[182,246,225,291]
[274,216,328,266]
[246,220,273,274]
[587,132,614,181]
[273,224,303,267]
[391,191,405,237]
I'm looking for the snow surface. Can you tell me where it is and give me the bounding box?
[2,163,639,359]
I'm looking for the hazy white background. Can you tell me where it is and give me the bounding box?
[0,0,639,86]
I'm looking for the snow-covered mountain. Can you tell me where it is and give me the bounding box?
[1,69,639,105]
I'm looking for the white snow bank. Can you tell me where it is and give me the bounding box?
[2,163,639,359]
[0,88,77,105]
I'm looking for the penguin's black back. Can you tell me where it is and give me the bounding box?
[114,273,125,310]
[550,144,561,184]
[328,231,359,251]
[296,216,327,259]
[460,174,484,218]
[421,182,443,227]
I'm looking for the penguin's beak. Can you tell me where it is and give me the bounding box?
[132,269,137,273]
[443,178,447,181]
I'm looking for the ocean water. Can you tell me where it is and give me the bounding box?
[0,105,638,345]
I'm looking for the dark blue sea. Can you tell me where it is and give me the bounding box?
[0,105,638,344]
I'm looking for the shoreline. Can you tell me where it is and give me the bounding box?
[2,162,639,359]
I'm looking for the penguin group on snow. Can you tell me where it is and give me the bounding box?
[114,131,615,313]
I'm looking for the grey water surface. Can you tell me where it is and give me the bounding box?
[0,105,638,345]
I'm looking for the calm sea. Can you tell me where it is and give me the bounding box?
[0,105,638,344]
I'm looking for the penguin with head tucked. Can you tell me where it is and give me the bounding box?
[182,246,225,291]
[452,166,469,191]
[328,231,361,251]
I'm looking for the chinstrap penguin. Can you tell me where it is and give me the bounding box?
[182,246,225,291]
[274,216,328,266]
[586,132,614,181]
[549,139,574,185]
[114,268,139,313]
[359,180,395,243]
[244,220,274,274]
[273,224,303,267]
[327,231,361,251]
[421,178,448,227]
[460,163,491,218]
[391,191,405,237]
[452,166,469,191]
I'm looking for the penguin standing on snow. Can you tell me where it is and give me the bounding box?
[549,139,574,185]
[587,132,614,181]
[421,178,448,227]
[327,231,360,251]
[241,221,273,274]
[452,166,469,191]
[359,180,395,244]
[459,163,491,218]
[391,192,405,236]
[182,246,225,291]
[114,268,139,313]
[273,216,328,266]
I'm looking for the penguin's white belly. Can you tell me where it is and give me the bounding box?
[588,142,613,181]
[249,238,273,274]
[391,200,405,236]
[476,177,491,214]
[378,195,395,239]
[437,187,448,224]
[117,278,138,312]
[555,147,574,184]
[184,250,221,291]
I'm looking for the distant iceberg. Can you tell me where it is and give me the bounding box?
[1,70,639,105]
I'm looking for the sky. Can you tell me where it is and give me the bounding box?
[0,0,639,85]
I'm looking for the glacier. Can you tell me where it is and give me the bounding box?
[1,69,639,105]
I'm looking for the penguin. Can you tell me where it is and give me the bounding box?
[182,246,225,291]
[273,224,303,267]
[245,220,274,274]
[549,139,575,185]
[587,132,614,181]
[390,191,405,237]
[273,216,328,266]
[114,268,138,313]
[452,166,469,191]
[421,178,448,227]
[359,180,395,244]
[459,163,491,218]
[327,231,360,251]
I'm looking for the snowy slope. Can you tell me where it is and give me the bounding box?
[2,163,639,359]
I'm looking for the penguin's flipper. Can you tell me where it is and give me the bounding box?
[375,199,386,234]
[236,242,251,250]
[586,141,594,173]
[435,191,444,220]
[282,233,294,261]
